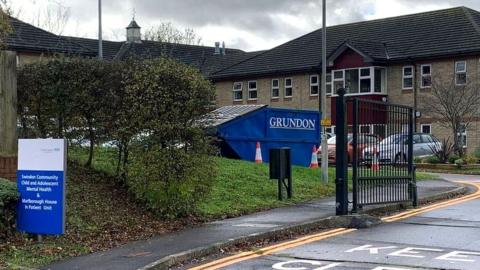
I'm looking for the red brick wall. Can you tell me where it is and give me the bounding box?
[0,156,17,181]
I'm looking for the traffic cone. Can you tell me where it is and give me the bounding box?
[371,148,380,171]
[310,145,319,168]
[255,141,263,164]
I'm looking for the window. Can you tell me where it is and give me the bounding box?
[374,68,386,92]
[310,75,319,96]
[359,125,372,134]
[325,126,335,134]
[421,124,431,134]
[331,67,386,95]
[457,123,467,148]
[359,68,371,93]
[285,78,293,97]
[233,82,243,101]
[333,70,344,93]
[248,81,257,100]
[421,64,432,88]
[326,73,332,95]
[455,61,467,85]
[271,79,280,99]
[402,66,413,89]
[345,69,359,93]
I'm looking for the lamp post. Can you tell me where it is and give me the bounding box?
[98,0,103,59]
[320,0,328,183]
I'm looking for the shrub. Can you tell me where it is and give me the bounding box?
[128,145,216,218]
[123,58,217,218]
[455,159,464,167]
[425,156,441,164]
[465,155,478,165]
[428,137,453,163]
[448,155,460,164]
[0,178,18,239]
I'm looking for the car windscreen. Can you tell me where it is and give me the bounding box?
[381,134,407,144]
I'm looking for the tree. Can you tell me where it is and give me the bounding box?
[0,0,12,48]
[421,77,480,156]
[144,22,202,45]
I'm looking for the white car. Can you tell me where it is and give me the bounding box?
[363,133,442,164]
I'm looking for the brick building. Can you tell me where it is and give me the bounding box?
[210,7,480,153]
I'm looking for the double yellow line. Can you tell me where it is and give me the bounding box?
[190,181,480,270]
[383,181,480,222]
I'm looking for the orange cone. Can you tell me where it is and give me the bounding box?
[310,145,319,168]
[371,147,380,171]
[255,141,263,164]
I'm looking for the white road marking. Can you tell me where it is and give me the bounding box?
[345,245,398,254]
[436,251,480,262]
[388,247,444,258]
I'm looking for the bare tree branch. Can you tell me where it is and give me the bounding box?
[420,75,480,156]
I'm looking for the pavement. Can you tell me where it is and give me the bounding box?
[215,180,480,270]
[44,178,468,270]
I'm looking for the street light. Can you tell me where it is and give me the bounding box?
[320,0,328,183]
[98,0,103,59]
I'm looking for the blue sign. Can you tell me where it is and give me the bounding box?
[16,139,66,235]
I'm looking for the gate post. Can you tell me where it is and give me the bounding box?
[335,88,348,215]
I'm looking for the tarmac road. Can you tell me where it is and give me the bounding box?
[192,181,480,270]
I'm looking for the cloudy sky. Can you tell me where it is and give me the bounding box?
[9,0,480,51]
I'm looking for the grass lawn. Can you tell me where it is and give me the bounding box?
[69,147,436,218]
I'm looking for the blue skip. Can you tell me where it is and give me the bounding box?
[206,105,321,167]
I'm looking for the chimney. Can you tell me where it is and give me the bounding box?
[221,41,226,55]
[126,19,142,43]
[214,42,221,55]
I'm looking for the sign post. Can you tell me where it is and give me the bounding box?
[16,139,67,235]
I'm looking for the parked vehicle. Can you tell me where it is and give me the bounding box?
[362,133,442,164]
[318,133,381,163]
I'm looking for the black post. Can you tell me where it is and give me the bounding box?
[352,99,358,213]
[408,108,416,207]
[335,88,349,215]
[278,162,283,201]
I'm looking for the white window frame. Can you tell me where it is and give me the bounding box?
[232,82,243,101]
[325,126,336,134]
[359,67,372,93]
[455,61,467,86]
[421,64,432,88]
[359,124,372,134]
[420,124,432,134]
[326,73,332,96]
[402,66,414,90]
[271,79,280,99]
[310,75,319,96]
[330,67,387,96]
[284,78,293,98]
[247,80,257,100]
[333,70,344,94]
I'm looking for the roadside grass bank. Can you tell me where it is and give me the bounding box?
[0,163,187,269]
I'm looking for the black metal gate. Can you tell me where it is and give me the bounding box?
[334,88,417,215]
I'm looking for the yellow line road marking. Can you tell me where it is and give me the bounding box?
[189,228,356,270]
[189,181,480,270]
[383,182,480,222]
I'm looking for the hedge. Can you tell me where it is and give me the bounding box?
[0,177,18,239]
